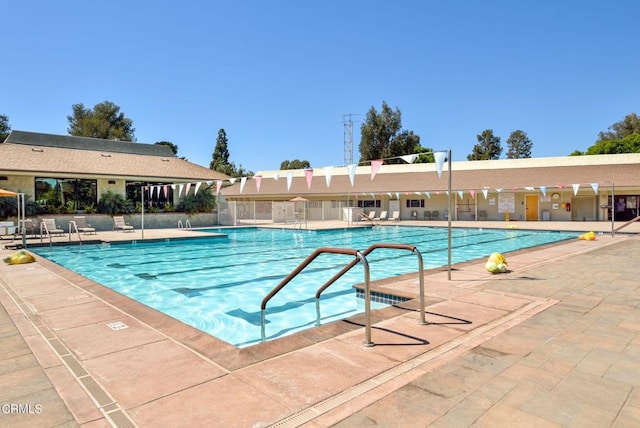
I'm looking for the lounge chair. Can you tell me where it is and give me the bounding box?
[389,211,400,221]
[431,210,440,220]
[40,218,64,237]
[72,216,96,234]
[113,216,134,232]
[478,210,488,221]
[374,211,387,220]
[423,211,431,220]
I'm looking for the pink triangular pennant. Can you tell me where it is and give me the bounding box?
[469,190,475,200]
[215,180,223,195]
[304,169,313,190]
[370,159,383,180]
[255,176,262,192]
[185,183,191,195]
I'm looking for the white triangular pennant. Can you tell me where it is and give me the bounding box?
[591,183,598,194]
[286,172,293,191]
[324,166,333,188]
[540,186,547,196]
[347,164,356,187]
[457,190,464,199]
[434,151,446,178]
[572,183,580,195]
[240,177,247,193]
[482,189,488,199]
[400,154,418,164]
[194,182,202,194]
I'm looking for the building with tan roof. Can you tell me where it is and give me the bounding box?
[220,153,640,224]
[0,130,229,213]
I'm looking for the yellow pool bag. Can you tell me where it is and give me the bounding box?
[2,250,36,265]
[578,231,596,241]
[485,252,508,274]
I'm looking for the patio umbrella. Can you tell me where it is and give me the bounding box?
[0,188,17,197]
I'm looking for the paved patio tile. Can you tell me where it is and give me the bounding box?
[54,317,165,360]
[83,339,228,409]
[128,374,292,427]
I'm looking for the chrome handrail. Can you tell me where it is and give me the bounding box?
[315,243,426,325]
[68,221,82,245]
[260,247,374,346]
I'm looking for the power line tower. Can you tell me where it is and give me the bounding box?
[343,114,358,165]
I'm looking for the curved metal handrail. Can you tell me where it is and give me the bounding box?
[261,247,374,346]
[315,243,426,325]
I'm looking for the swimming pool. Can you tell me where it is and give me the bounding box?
[32,226,575,347]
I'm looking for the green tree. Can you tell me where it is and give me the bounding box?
[413,146,437,163]
[597,113,640,142]
[359,101,421,163]
[210,128,233,175]
[505,130,532,159]
[280,159,311,169]
[581,113,640,155]
[468,129,502,160]
[67,101,136,141]
[389,130,421,160]
[585,133,640,155]
[155,141,178,155]
[0,114,10,141]
[209,128,254,178]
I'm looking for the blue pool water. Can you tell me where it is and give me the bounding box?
[32,226,574,347]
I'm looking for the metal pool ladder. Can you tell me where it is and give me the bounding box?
[260,243,426,346]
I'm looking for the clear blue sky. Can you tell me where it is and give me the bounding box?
[3,1,638,172]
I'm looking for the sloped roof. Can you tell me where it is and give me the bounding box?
[5,130,174,156]
[0,130,229,181]
[222,154,640,199]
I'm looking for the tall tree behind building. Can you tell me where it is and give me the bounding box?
[0,114,10,141]
[468,129,502,160]
[209,128,253,177]
[358,101,421,163]
[67,101,136,141]
[572,113,640,155]
[505,130,532,159]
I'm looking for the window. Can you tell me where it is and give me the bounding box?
[126,181,175,209]
[406,199,425,208]
[35,177,97,212]
[357,200,381,208]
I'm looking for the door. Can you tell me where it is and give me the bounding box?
[525,194,539,221]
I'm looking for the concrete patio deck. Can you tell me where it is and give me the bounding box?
[1,221,639,427]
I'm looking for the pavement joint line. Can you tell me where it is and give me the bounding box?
[0,279,136,428]
[271,296,555,427]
